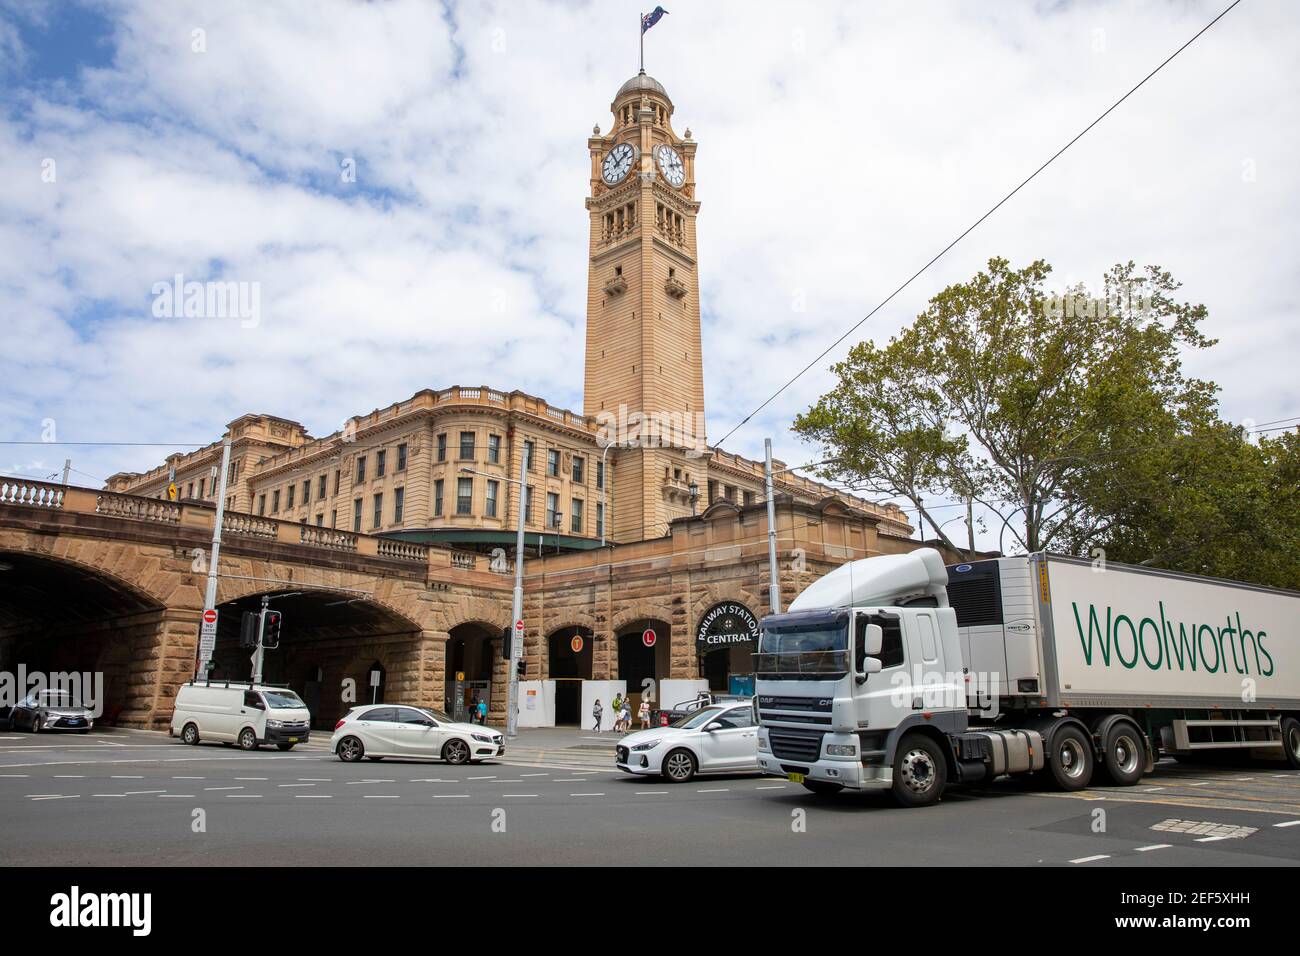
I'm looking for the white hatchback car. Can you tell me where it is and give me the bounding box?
[331,704,504,764]
[616,701,759,782]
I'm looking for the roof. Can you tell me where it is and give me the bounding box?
[617,71,668,99]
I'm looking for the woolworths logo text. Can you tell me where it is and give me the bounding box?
[1071,602,1275,676]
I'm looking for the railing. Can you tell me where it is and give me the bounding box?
[450,551,478,570]
[299,525,357,552]
[95,492,180,524]
[377,538,428,562]
[0,479,64,509]
[222,512,278,538]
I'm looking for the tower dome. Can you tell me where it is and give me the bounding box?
[616,71,668,100]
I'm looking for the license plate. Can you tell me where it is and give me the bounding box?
[288,737,299,743]
[787,772,805,783]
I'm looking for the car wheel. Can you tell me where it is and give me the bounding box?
[1101,721,1145,786]
[801,780,844,796]
[237,727,258,751]
[1282,717,1300,770]
[181,723,200,746]
[442,738,470,765]
[31,715,42,734]
[337,736,364,762]
[1046,725,1094,791]
[890,733,947,807]
[661,748,696,783]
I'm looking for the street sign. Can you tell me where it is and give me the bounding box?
[514,619,524,632]
[202,609,218,625]
[570,635,584,653]
[642,627,656,648]
[197,608,218,665]
[167,482,178,501]
[456,671,465,681]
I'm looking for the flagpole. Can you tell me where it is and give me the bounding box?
[639,12,644,72]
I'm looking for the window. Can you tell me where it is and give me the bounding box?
[546,492,559,528]
[272,489,280,513]
[547,448,560,477]
[318,474,326,499]
[356,456,366,483]
[287,485,295,509]
[716,706,756,729]
[330,509,337,527]
[372,492,383,529]
[743,490,755,507]
[459,431,476,460]
[353,498,362,533]
[524,440,535,471]
[395,706,433,724]
[487,434,500,464]
[596,502,604,538]
[375,449,386,477]
[315,513,323,526]
[570,498,583,533]
[243,691,265,710]
[334,469,341,495]
[396,443,408,471]
[456,477,473,515]
[393,487,405,524]
[361,707,395,723]
[572,456,585,483]
[707,479,718,502]
[187,482,194,498]
[524,486,534,523]
[434,479,444,516]
[257,494,266,516]
[596,460,605,490]
[486,480,499,518]
[199,477,206,498]
[856,616,906,670]
[302,479,310,504]
[436,434,447,462]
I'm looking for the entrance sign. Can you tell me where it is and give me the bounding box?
[695,602,760,648]
[515,620,524,632]
[642,628,657,648]
[570,634,584,653]
[198,608,218,659]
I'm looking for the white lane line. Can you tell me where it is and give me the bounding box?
[1234,777,1255,781]
[1272,820,1300,828]
[297,778,332,782]
[1134,844,1172,852]
[235,776,268,780]
[519,772,549,777]
[53,775,85,778]
[1069,855,1110,864]
[1140,786,1166,792]
[295,794,332,799]
[159,794,195,799]
[226,794,262,798]
[433,794,469,799]
[111,775,143,779]
[0,774,30,777]
[203,786,244,792]
[91,794,126,798]
[278,783,315,788]
[697,788,730,793]
[1272,773,1295,779]
[468,775,496,780]
[569,792,605,797]
[554,778,586,783]
[31,794,80,801]
[755,785,786,790]
[1196,835,1231,843]
[501,793,537,798]
[172,776,205,780]
[635,791,668,795]
[122,790,166,796]
[363,795,400,799]
[1184,781,1210,787]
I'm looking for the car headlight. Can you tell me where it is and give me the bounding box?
[472,733,492,742]
[631,739,662,752]
[267,719,284,728]
[757,734,771,753]
[825,743,857,757]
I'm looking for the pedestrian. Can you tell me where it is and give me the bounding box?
[592,698,603,733]
[468,693,479,723]
[621,698,632,732]
[638,698,650,729]
[476,698,487,725]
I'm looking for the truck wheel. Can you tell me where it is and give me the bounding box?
[1282,717,1300,770]
[181,723,200,746]
[1047,725,1093,791]
[890,734,947,807]
[1101,722,1144,786]
[801,780,844,796]
[237,727,259,751]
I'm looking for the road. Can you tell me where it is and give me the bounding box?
[1,728,1298,866]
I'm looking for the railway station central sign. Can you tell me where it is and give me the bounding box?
[696,602,760,648]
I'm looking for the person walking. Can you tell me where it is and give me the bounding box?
[621,697,632,732]
[592,698,603,733]
[476,698,487,726]
[638,698,650,729]
[611,693,623,731]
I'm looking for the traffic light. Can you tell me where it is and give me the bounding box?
[239,612,260,649]
[262,610,283,649]
[516,658,526,678]
[501,626,512,660]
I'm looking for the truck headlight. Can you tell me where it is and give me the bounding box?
[826,743,857,757]
[631,739,662,751]
[267,719,284,729]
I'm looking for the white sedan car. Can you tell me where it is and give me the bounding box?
[616,701,759,782]
[331,704,504,764]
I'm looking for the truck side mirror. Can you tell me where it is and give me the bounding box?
[862,623,883,657]
[863,658,883,674]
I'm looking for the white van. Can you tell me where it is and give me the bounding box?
[170,681,312,751]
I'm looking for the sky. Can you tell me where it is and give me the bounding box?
[1,0,1296,551]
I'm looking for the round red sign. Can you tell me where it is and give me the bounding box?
[642,628,656,648]
[570,635,584,653]
[202,609,218,624]
[514,619,524,632]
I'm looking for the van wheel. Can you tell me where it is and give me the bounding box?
[1047,725,1094,791]
[661,749,696,783]
[891,733,947,807]
[337,736,364,762]
[181,723,200,746]
[442,739,470,765]
[801,780,844,796]
[1101,722,1145,786]
[1282,717,1300,770]
[237,728,258,751]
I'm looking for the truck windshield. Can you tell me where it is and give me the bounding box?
[754,621,849,678]
[262,690,305,709]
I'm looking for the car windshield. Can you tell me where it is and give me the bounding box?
[37,692,78,707]
[670,706,726,729]
[754,619,850,678]
[421,708,452,723]
[262,690,305,709]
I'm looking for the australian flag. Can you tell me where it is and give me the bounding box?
[642,6,668,34]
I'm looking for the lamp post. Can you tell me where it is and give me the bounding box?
[763,439,781,614]
[599,439,616,546]
[461,448,529,739]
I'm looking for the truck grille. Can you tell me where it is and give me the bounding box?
[768,728,824,763]
[757,696,832,712]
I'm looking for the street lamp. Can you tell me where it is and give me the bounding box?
[688,480,699,515]
[460,451,528,740]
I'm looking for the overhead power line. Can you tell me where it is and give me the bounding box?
[715,0,1246,449]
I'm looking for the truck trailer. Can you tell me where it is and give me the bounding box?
[754,549,1300,807]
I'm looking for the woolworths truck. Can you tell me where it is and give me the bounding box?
[754,549,1300,807]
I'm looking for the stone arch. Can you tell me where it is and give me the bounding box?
[611,602,672,634]
[213,574,424,635]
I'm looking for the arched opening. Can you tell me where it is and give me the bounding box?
[210,589,422,729]
[0,551,166,726]
[695,601,760,696]
[547,626,593,725]
[615,618,670,721]
[445,622,502,723]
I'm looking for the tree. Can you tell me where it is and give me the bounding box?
[794,256,1219,556]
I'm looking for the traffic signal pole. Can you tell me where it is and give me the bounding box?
[197,437,233,676]
[251,595,268,685]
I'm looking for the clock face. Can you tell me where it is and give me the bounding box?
[656,144,685,187]
[602,143,636,185]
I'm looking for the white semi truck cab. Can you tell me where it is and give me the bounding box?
[755,548,1300,807]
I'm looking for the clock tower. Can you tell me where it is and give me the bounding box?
[584,71,706,541]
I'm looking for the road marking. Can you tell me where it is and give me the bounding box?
[1069,855,1110,864]
[569,792,605,797]
[554,778,586,782]
[520,772,549,777]
[1234,777,1255,782]
[501,793,537,798]
[111,775,143,779]
[278,783,315,788]
[91,794,126,798]
[468,775,496,780]
[1272,820,1300,828]
[235,777,267,781]
[697,788,729,793]
[203,786,243,792]
[295,794,332,799]
[363,795,400,799]
[31,794,80,801]
[635,791,667,795]
[158,794,194,798]
[172,776,204,780]
[122,790,166,795]
[226,794,262,798]
[1196,835,1231,842]
[1152,818,1257,839]
[1134,844,1171,852]
[755,785,786,790]
[0,774,30,777]
[1184,781,1210,787]
[298,778,332,782]
[433,794,469,799]
[53,774,84,778]
[1140,787,1165,792]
